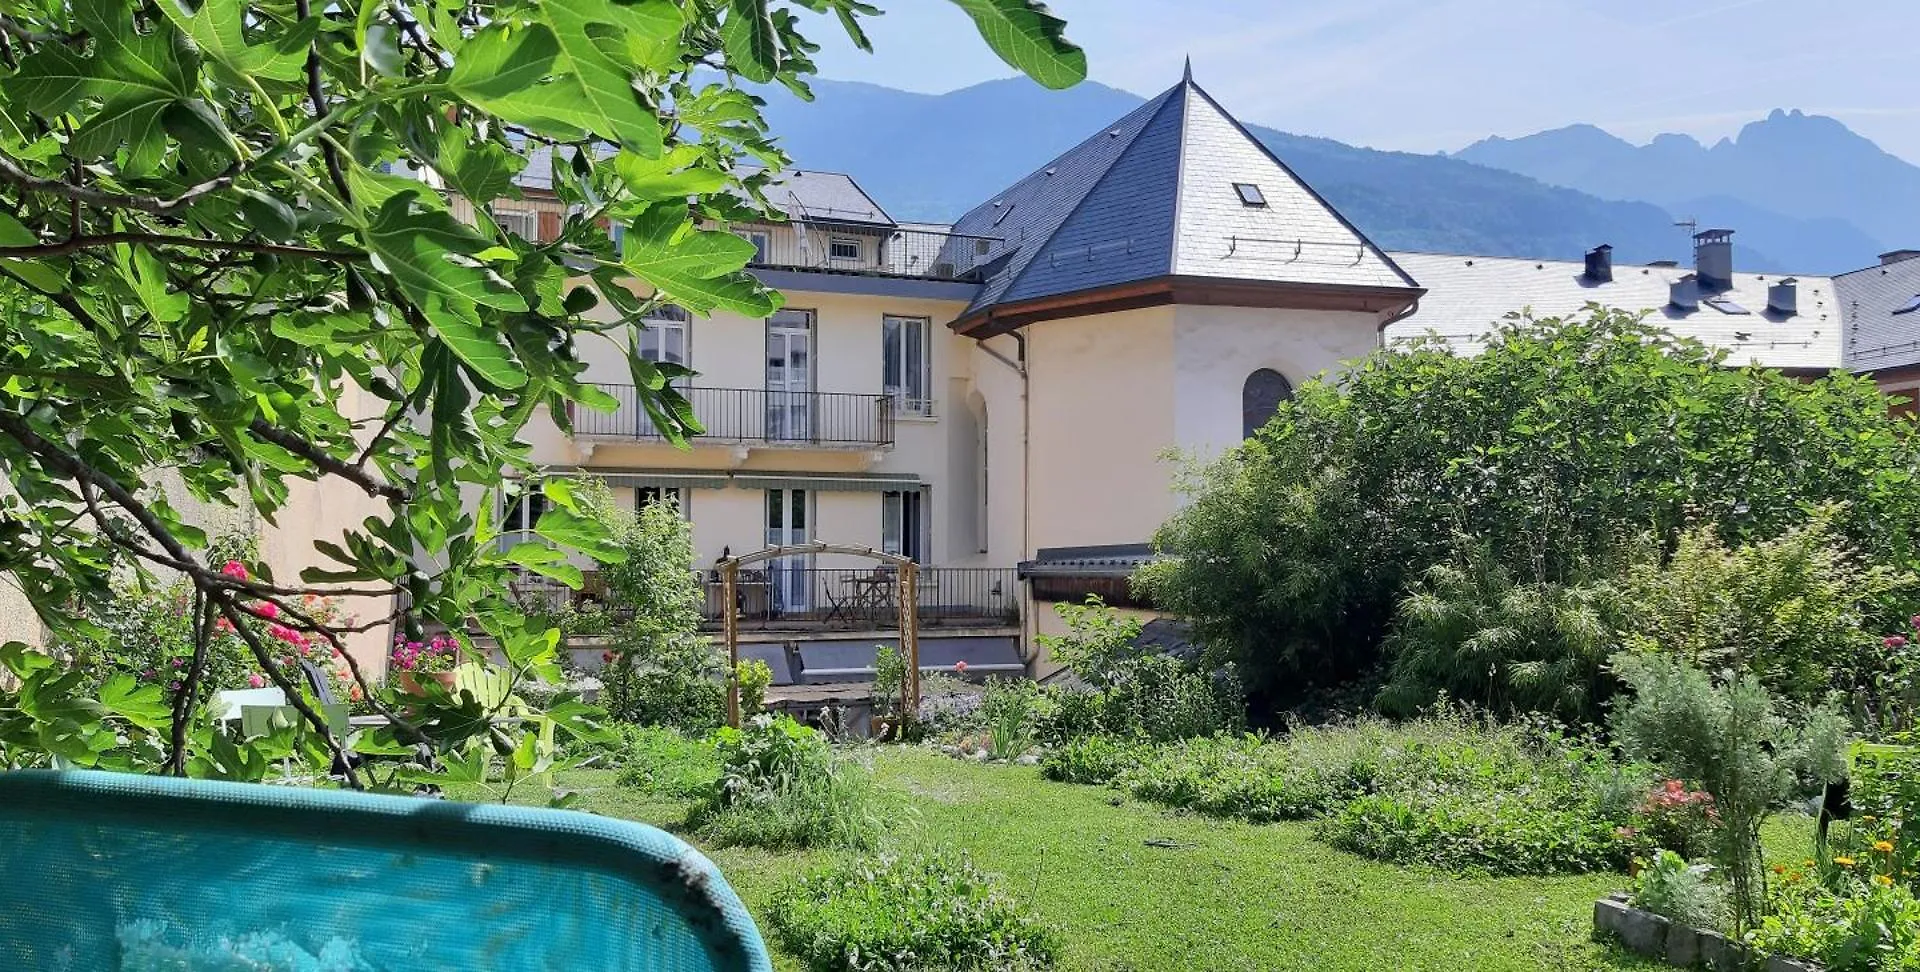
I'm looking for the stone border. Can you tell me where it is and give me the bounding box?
[1593,895,1821,972]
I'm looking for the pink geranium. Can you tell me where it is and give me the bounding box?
[1889,636,1909,650]
[954,660,969,673]
[247,674,266,689]
[220,560,249,580]
[253,601,279,620]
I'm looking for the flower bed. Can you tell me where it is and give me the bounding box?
[1594,894,1821,971]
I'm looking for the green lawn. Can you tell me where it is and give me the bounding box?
[500,747,1667,972]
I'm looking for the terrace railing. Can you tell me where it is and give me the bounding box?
[746,225,1001,282]
[575,384,895,449]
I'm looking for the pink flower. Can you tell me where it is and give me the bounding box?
[954,660,969,673]
[214,618,234,634]
[220,560,249,580]
[1911,615,1920,631]
[601,650,615,664]
[1889,636,1909,649]
[253,601,279,620]
[247,674,266,689]
[268,624,307,647]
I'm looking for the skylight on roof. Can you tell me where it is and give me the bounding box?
[1896,294,1920,315]
[1233,183,1267,207]
[1702,296,1751,315]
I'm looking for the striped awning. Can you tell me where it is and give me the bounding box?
[585,471,732,490]
[729,473,922,493]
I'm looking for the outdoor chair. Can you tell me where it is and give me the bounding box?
[0,769,772,971]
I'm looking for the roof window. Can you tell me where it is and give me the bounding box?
[1702,296,1750,315]
[1233,183,1267,207]
[1896,294,1920,315]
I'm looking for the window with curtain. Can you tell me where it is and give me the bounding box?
[1242,368,1294,439]
[882,315,932,416]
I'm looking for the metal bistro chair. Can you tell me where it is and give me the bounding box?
[0,769,772,971]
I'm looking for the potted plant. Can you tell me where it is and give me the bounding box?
[390,633,461,695]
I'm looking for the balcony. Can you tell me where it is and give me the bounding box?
[514,566,1021,633]
[746,225,1001,283]
[577,384,895,450]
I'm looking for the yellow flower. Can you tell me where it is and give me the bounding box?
[1836,857,1858,867]
[1875,874,1895,888]
[1787,871,1805,883]
[1866,815,1880,823]
[1804,859,1818,868]
[1772,863,1788,874]
[1877,841,1896,853]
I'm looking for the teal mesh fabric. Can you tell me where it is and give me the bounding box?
[0,770,771,972]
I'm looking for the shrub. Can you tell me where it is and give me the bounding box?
[1751,876,1920,972]
[769,852,1056,972]
[1612,655,1850,932]
[1629,780,1720,863]
[1033,598,1243,743]
[1115,735,1304,822]
[1376,545,1630,723]
[914,673,985,739]
[1139,308,1920,710]
[1321,785,1631,875]
[735,659,772,719]
[1631,849,1725,929]
[982,678,1040,759]
[1039,735,1151,785]
[610,725,719,799]
[1622,511,1910,709]
[686,715,881,850]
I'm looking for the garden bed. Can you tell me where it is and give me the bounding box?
[1594,894,1820,972]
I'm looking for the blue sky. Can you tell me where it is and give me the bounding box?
[808,0,1920,164]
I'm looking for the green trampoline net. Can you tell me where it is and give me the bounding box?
[0,770,771,972]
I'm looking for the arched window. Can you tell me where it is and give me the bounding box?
[1242,368,1293,439]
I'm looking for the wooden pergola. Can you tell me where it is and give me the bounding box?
[716,542,920,727]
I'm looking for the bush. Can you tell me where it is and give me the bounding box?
[1631,849,1725,929]
[1612,655,1850,932]
[1140,308,1920,710]
[769,852,1056,972]
[1115,735,1305,822]
[1376,545,1630,723]
[609,725,719,799]
[1752,876,1920,972]
[685,715,881,850]
[1623,511,1909,709]
[1039,735,1151,785]
[1321,785,1631,875]
[1034,598,1243,743]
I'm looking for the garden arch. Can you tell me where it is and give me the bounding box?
[715,542,921,727]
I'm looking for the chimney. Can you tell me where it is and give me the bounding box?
[1670,273,1700,311]
[1767,277,1798,316]
[1583,244,1613,283]
[1881,249,1920,266]
[1693,229,1734,291]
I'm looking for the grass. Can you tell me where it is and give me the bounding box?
[479,746,1668,971]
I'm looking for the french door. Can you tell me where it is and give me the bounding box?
[766,309,814,441]
[765,489,811,614]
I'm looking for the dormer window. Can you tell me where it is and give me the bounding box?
[1233,183,1267,207]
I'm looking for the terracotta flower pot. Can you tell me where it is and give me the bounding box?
[398,670,458,696]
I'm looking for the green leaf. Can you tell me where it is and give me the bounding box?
[451,2,675,155]
[618,204,781,316]
[721,0,779,83]
[0,213,66,292]
[364,191,524,312]
[435,128,524,204]
[945,0,1086,90]
[69,96,170,174]
[534,506,626,564]
[157,0,305,83]
[499,542,584,587]
[99,674,171,731]
[613,146,729,202]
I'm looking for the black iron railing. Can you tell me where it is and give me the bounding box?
[698,566,1019,630]
[509,566,1020,632]
[743,224,1001,282]
[575,384,895,448]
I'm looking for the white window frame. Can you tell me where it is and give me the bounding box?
[829,236,861,262]
[741,230,770,263]
[882,315,934,417]
[636,485,688,518]
[638,304,690,371]
[881,488,926,562]
[491,207,540,240]
[501,486,550,549]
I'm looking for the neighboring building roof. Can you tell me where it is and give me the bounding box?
[756,169,896,228]
[1837,255,1920,373]
[947,73,1417,325]
[1384,251,1842,373]
[1017,543,1159,579]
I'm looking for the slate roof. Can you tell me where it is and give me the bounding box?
[1384,251,1842,372]
[948,74,1416,322]
[757,169,895,228]
[1837,255,1920,372]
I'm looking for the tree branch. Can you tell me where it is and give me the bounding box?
[0,231,362,262]
[0,154,245,216]
[248,419,410,503]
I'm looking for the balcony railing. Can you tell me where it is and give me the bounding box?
[512,567,1021,633]
[576,384,895,449]
[746,225,1001,282]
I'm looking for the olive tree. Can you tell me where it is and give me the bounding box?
[0,0,1083,786]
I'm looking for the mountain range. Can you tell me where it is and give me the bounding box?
[748,77,1918,275]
